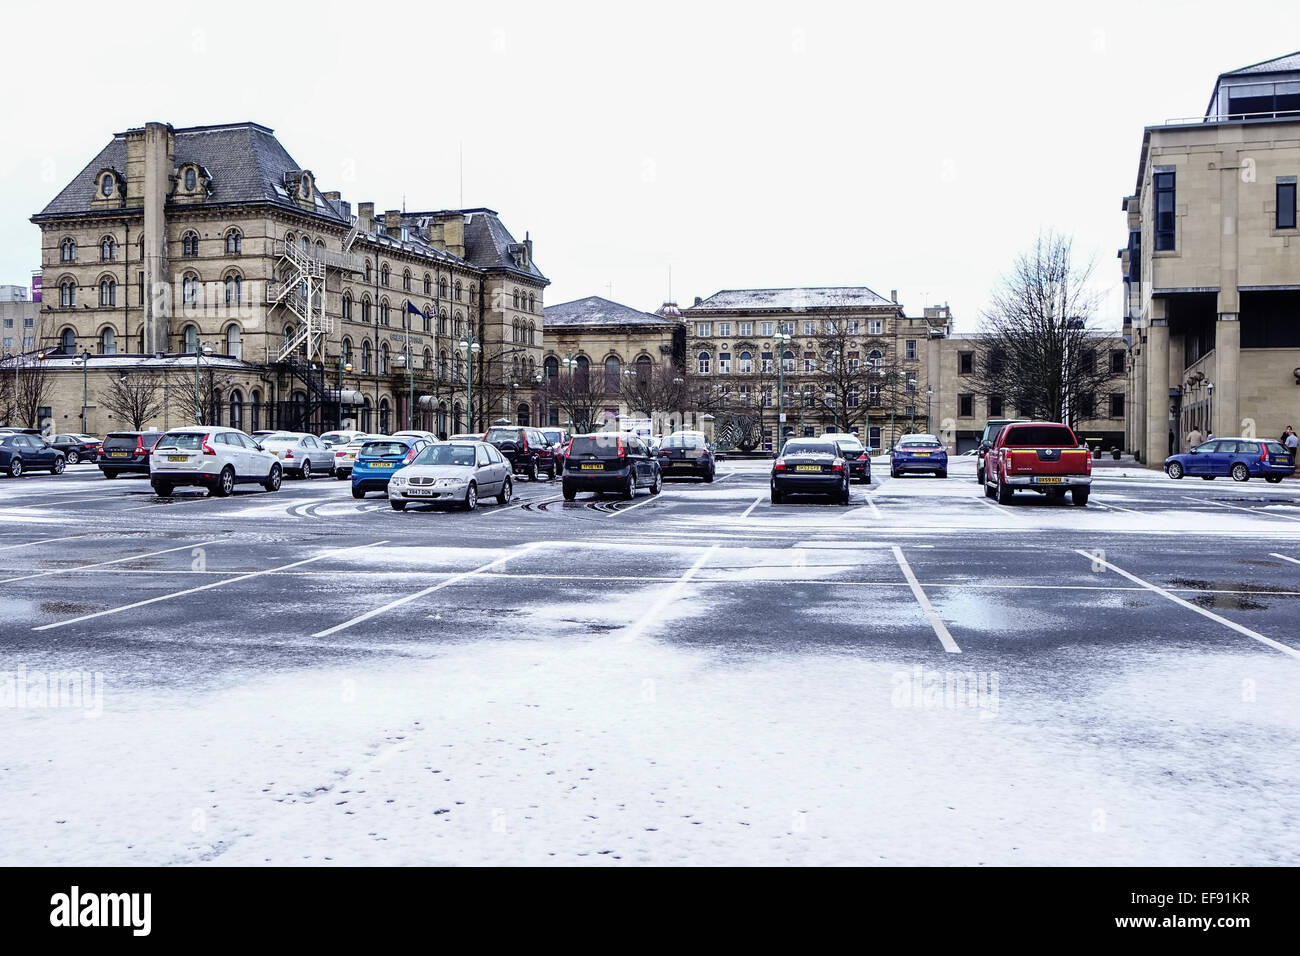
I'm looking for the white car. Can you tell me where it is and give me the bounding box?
[149,426,283,497]
[392,430,439,444]
[258,432,333,479]
[446,433,484,441]
[320,429,367,448]
[388,440,513,511]
[332,434,387,478]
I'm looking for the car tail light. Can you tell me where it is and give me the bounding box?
[201,436,217,456]
[774,458,787,471]
[134,436,145,455]
[403,448,418,464]
[284,449,294,459]
[521,432,530,452]
[616,437,625,458]
[831,459,845,472]
[1260,444,1269,463]
[857,452,869,460]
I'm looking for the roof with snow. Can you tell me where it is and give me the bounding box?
[686,287,898,312]
[544,296,678,328]
[34,122,352,224]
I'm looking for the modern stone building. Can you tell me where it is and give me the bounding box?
[540,296,684,428]
[681,287,941,450]
[1122,52,1300,465]
[21,121,547,436]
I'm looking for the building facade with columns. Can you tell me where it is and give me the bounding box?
[1122,52,1300,465]
[21,121,547,437]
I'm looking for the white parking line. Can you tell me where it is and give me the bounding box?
[0,538,222,585]
[891,546,961,654]
[0,533,91,552]
[313,542,546,637]
[33,540,389,632]
[620,545,719,642]
[1184,495,1300,523]
[610,492,666,517]
[1270,552,1300,566]
[740,495,766,518]
[1075,548,1300,660]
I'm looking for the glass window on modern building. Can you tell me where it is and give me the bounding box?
[1277,177,1297,229]
[1154,169,1176,250]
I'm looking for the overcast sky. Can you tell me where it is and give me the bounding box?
[3,1,1299,330]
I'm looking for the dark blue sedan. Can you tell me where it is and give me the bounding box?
[1165,438,1295,483]
[0,433,67,477]
[890,434,948,478]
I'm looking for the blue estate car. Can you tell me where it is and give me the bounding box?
[1165,437,1295,483]
[890,434,948,479]
[351,437,429,498]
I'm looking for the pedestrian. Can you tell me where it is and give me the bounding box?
[1187,426,1203,448]
[1284,425,1298,463]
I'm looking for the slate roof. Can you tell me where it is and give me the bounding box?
[1220,51,1300,76]
[544,296,678,328]
[34,122,352,224]
[686,287,897,312]
[361,208,548,283]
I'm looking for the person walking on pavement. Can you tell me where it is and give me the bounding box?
[1284,425,1298,464]
[1187,426,1204,448]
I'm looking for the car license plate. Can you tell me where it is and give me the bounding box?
[110,451,128,458]
[408,488,432,496]
[796,465,821,472]
[581,463,603,470]
[1036,476,1062,484]
[372,462,394,469]
[167,455,187,462]
[913,452,930,457]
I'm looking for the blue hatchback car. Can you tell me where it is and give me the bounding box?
[351,437,428,498]
[890,434,948,478]
[1165,437,1295,483]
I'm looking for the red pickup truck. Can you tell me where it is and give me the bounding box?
[984,421,1093,506]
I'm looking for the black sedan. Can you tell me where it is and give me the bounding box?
[562,432,662,500]
[656,432,716,481]
[49,433,102,464]
[0,433,67,477]
[770,438,851,504]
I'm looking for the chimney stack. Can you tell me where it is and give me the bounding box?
[890,289,897,304]
[384,209,402,239]
[357,202,375,234]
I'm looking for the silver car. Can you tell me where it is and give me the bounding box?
[387,441,513,511]
[259,432,333,479]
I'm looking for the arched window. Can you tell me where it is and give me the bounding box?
[402,270,411,291]
[284,324,295,348]
[422,305,433,333]
[423,274,432,295]
[439,277,448,299]
[380,343,390,374]
[182,274,200,306]
[225,324,242,360]
[184,167,197,191]
[529,322,536,345]
[183,325,199,354]
[250,390,262,431]
[438,350,448,380]
[361,295,372,324]
[364,259,372,283]
[361,397,372,432]
[341,337,352,367]
[60,238,76,262]
[604,356,621,393]
[99,327,116,355]
[439,310,448,335]
[635,355,652,378]
[225,230,242,254]
[697,351,711,374]
[229,389,244,431]
[379,398,390,434]
[528,293,535,313]
[380,299,390,326]
[99,278,116,306]
[544,356,558,380]
[512,290,520,309]
[512,320,519,344]
[224,274,242,305]
[342,292,353,321]
[455,281,462,301]
[101,173,115,197]
[782,350,795,373]
[181,232,199,257]
[301,235,310,255]
[380,264,390,287]
[868,349,883,369]
[423,347,433,370]
[575,356,590,390]
[285,231,296,247]
[452,402,462,434]
[361,340,371,373]
[470,286,476,305]
[100,236,116,260]
[517,403,530,426]
[739,350,753,373]
[60,328,76,353]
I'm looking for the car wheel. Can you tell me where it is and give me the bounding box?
[984,481,995,499]
[547,465,556,481]
[623,472,636,500]
[465,481,478,510]
[976,466,984,484]
[66,450,79,465]
[703,467,714,483]
[1072,488,1089,506]
[528,461,538,482]
[51,457,65,475]
[497,476,513,505]
[1167,462,1184,479]
[864,472,872,484]
[839,481,851,505]
[352,486,365,499]
[1047,489,1066,501]
[562,481,576,502]
[1231,462,1250,482]
[391,500,407,511]
[335,471,347,480]
[263,464,282,492]
[151,481,172,496]
[650,470,662,495]
[213,465,236,497]
[301,460,312,480]
[770,485,783,504]
[996,479,1014,505]
[937,470,947,479]
[890,467,899,479]
[103,470,116,479]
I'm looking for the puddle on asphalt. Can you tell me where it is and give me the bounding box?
[1166,578,1275,611]
[39,600,94,614]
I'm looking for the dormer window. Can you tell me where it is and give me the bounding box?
[299,174,313,200]
[101,174,115,197]
[184,167,197,191]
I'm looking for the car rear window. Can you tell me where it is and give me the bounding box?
[570,435,623,457]
[899,440,941,449]
[485,428,522,443]
[156,433,204,450]
[541,430,565,443]
[784,442,837,456]
[662,435,705,449]
[361,441,409,457]
[1002,425,1077,447]
[416,444,478,467]
[103,435,142,450]
[1264,441,1287,454]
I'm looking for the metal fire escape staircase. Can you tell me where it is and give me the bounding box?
[271,239,332,364]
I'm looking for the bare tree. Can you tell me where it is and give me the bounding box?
[0,358,15,426]
[13,352,53,430]
[97,370,168,430]
[620,362,686,424]
[164,366,238,426]
[548,369,605,432]
[973,231,1111,426]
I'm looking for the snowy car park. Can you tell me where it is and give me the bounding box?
[2,455,1299,865]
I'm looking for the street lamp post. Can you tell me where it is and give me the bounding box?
[926,385,934,436]
[672,376,684,433]
[459,333,481,434]
[72,350,91,433]
[774,331,791,452]
[194,343,213,425]
[335,360,354,430]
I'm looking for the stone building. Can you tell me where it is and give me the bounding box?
[21,121,546,437]
[1122,52,1300,465]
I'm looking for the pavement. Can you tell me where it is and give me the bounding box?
[1,456,1298,865]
